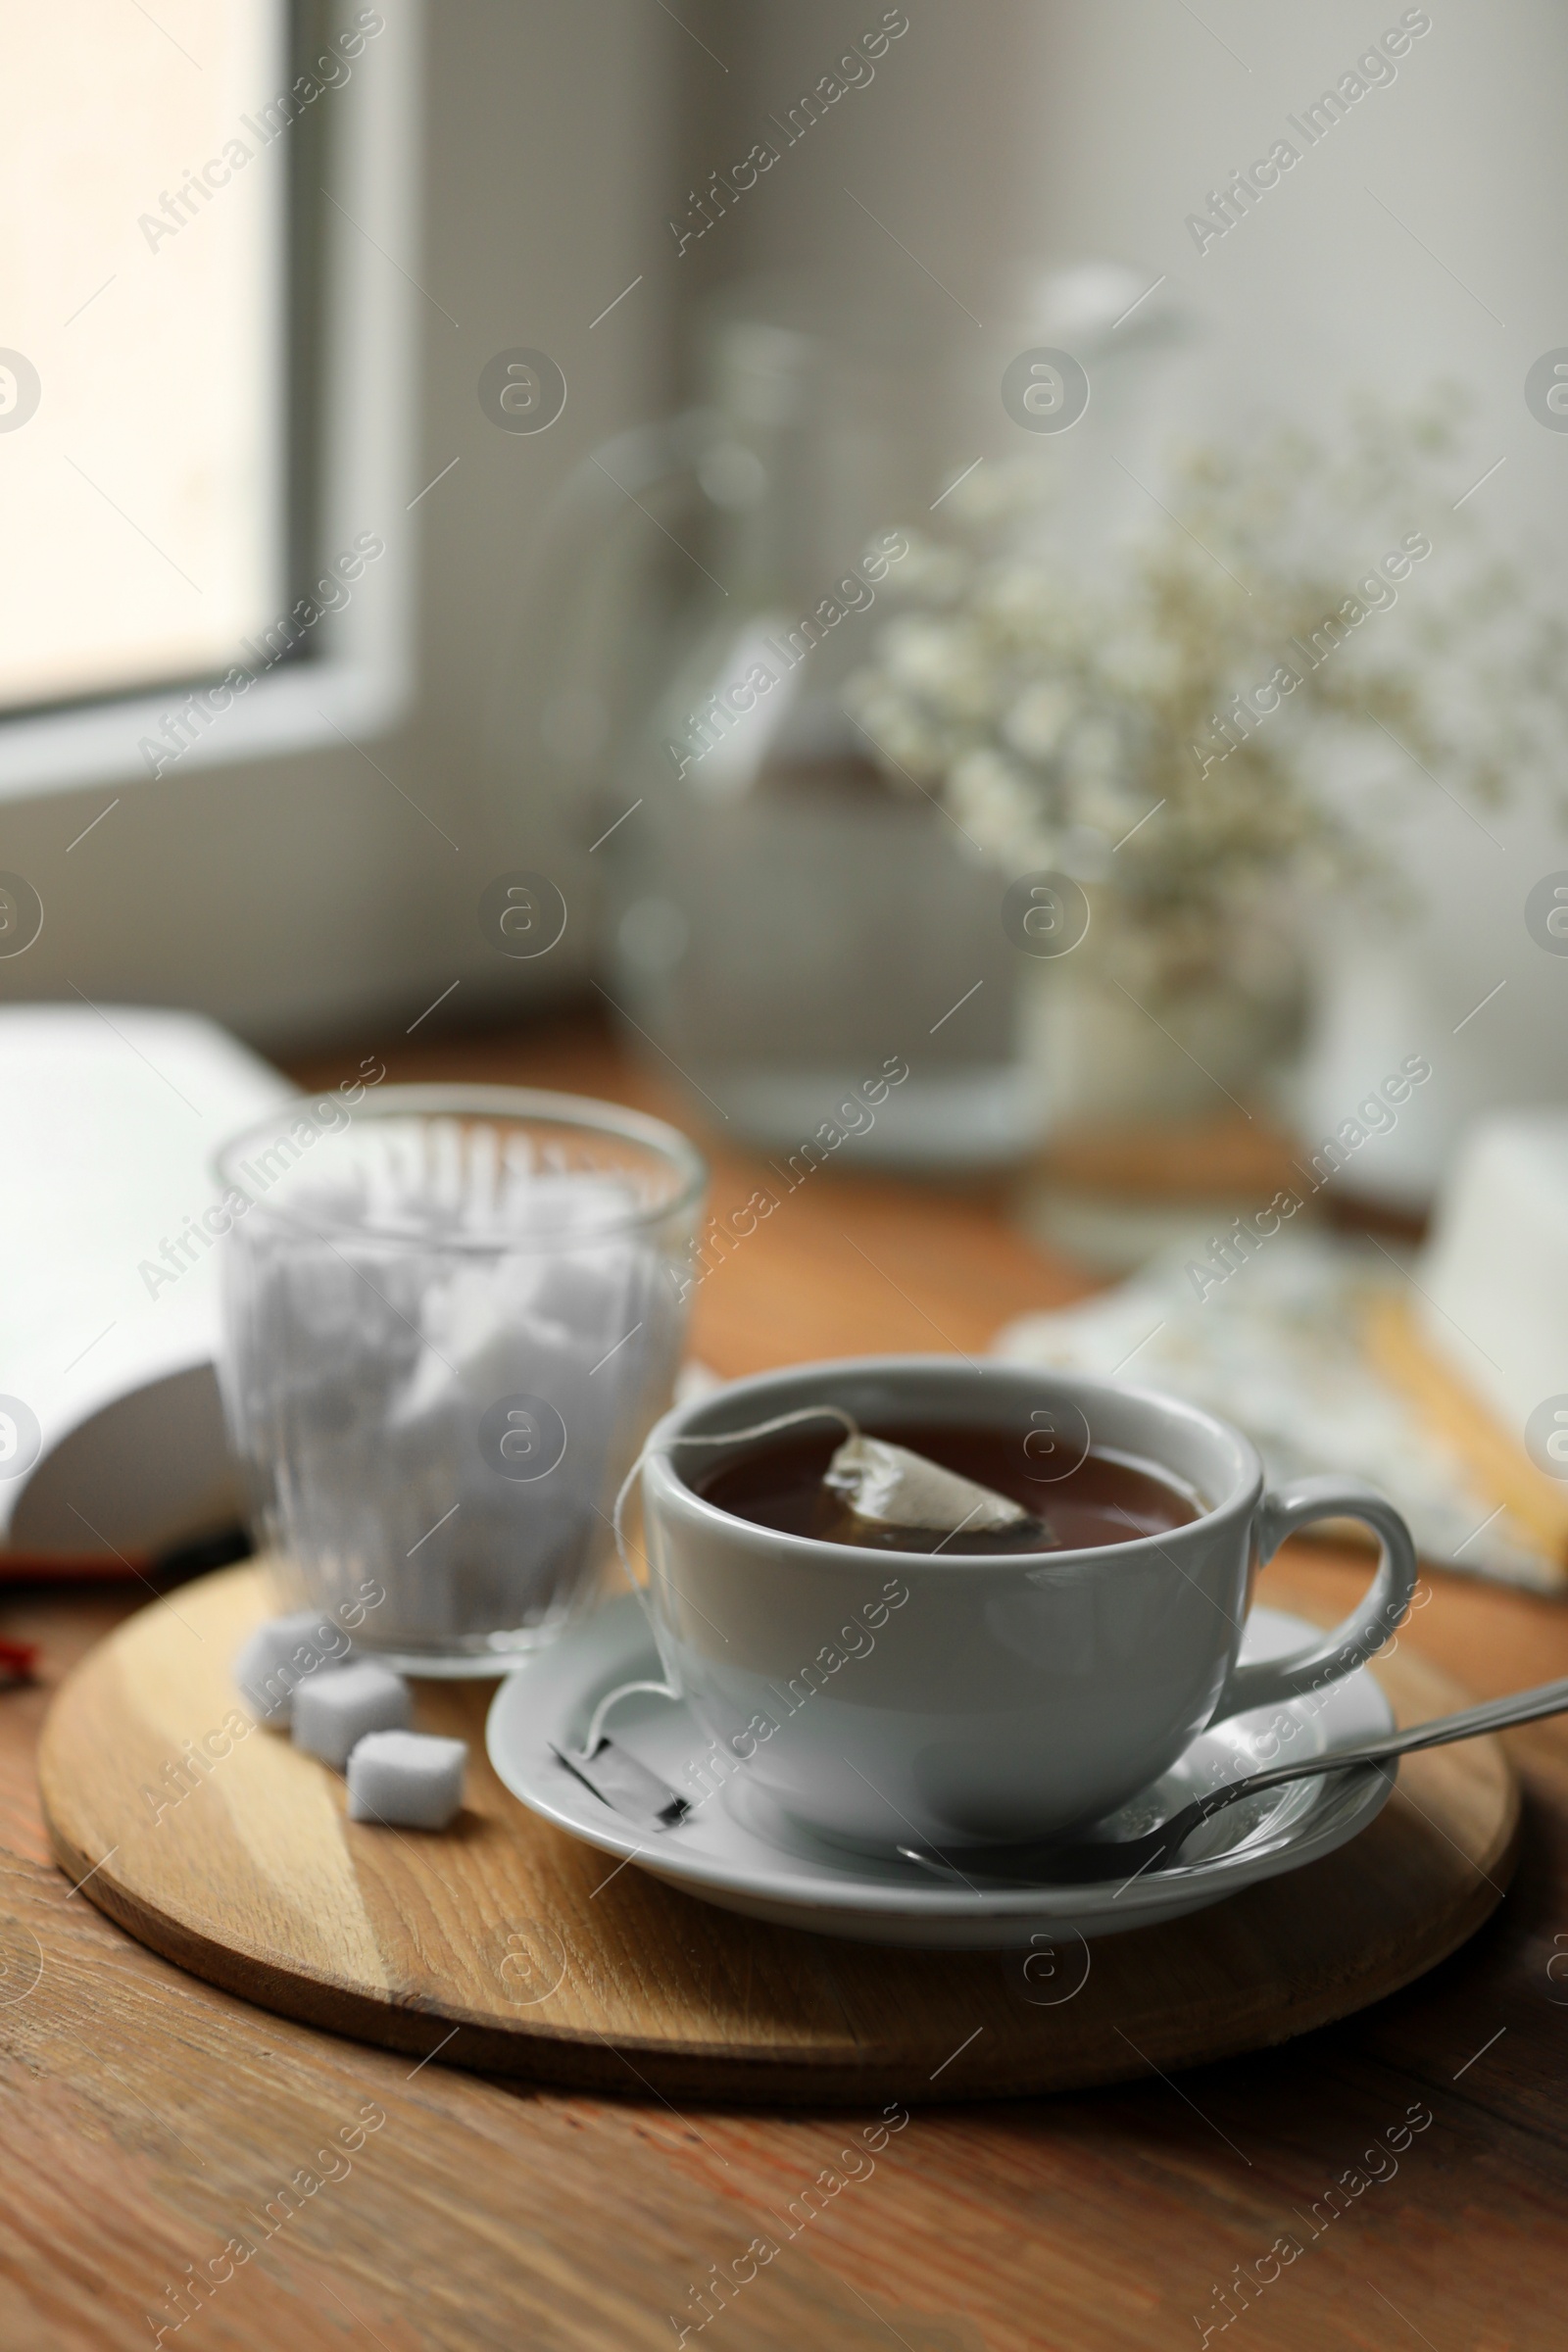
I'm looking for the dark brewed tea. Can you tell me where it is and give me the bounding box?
[690,1422,1202,1554]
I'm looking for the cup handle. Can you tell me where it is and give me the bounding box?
[1210,1476,1419,1724]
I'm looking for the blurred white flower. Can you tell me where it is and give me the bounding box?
[1076,779,1143,838]
[1059,822,1113,883]
[880,616,969,697]
[950,748,1039,850]
[840,390,1564,964]
[980,564,1081,638]
[1062,716,1121,785]
[1003,682,1077,760]
[846,686,945,779]
[1100,629,1183,698]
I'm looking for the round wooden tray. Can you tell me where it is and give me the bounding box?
[37,1559,1520,2105]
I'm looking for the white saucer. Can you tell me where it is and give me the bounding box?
[486,1595,1396,1948]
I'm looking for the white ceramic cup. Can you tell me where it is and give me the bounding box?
[635,1356,1418,1851]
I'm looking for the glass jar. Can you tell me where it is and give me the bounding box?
[213,1085,705,1673]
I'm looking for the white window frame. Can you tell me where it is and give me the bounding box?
[0,1,419,806]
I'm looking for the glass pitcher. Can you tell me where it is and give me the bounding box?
[490,268,1185,1166]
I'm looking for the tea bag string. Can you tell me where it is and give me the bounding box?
[581,1406,859,1759]
[609,1403,859,1599]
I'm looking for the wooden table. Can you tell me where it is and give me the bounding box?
[2,1018,1565,2351]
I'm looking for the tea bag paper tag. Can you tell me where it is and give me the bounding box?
[551,1741,689,1832]
[824,1434,1032,1534]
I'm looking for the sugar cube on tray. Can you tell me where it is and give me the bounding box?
[346,1731,468,1830]
[229,1623,468,1830]
[292,1660,411,1768]
[232,1609,356,1726]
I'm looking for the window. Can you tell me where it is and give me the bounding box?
[0,0,410,797]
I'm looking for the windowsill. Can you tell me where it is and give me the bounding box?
[0,651,410,802]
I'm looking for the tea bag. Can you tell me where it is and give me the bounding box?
[824,1433,1048,1544]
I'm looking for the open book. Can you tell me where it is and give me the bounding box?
[0,1005,294,1573]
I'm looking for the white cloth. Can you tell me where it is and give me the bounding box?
[994,1231,1561,1592]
